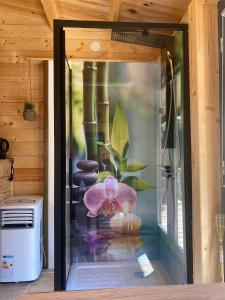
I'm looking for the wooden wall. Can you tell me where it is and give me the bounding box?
[0,0,51,195]
[0,62,44,195]
[0,0,167,196]
[188,0,221,283]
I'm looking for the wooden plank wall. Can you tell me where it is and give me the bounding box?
[0,62,44,195]
[0,0,162,196]
[0,1,160,63]
[188,0,220,283]
[0,0,51,195]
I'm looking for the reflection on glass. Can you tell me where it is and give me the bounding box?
[65,28,188,290]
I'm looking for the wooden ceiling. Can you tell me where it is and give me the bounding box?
[39,0,191,61]
[0,0,191,26]
[53,0,191,23]
[39,0,191,29]
[0,0,191,62]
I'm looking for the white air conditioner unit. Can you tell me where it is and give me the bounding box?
[0,195,43,282]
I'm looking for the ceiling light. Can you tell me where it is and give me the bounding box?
[90,41,101,52]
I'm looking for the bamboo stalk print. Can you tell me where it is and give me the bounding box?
[96,62,110,163]
[82,61,98,161]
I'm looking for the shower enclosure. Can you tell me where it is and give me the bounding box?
[54,21,192,291]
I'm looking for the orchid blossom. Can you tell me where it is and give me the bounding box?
[84,176,137,217]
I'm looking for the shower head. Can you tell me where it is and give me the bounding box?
[111,32,136,43]
[111,30,168,49]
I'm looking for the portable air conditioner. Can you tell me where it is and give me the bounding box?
[0,195,43,282]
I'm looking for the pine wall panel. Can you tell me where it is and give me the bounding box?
[0,0,50,195]
[188,0,220,283]
[0,0,172,197]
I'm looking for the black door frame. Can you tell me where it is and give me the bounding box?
[53,20,193,291]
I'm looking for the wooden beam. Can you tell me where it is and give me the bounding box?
[40,0,58,30]
[110,0,122,21]
[188,0,220,283]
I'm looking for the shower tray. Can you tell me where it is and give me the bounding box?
[66,260,173,291]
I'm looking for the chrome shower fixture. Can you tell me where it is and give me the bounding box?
[111,30,168,48]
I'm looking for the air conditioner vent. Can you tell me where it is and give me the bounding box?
[0,209,34,229]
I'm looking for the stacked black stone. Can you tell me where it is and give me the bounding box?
[73,160,99,188]
[72,160,99,232]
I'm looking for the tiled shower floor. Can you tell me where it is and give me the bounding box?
[66,260,173,291]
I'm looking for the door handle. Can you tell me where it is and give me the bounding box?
[72,201,80,204]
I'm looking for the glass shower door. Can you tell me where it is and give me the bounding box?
[54,21,192,291]
[65,61,73,281]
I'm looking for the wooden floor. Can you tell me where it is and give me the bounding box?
[19,283,225,300]
[0,270,53,300]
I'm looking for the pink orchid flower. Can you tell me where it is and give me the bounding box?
[84,176,137,217]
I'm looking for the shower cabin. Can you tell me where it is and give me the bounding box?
[54,21,192,291]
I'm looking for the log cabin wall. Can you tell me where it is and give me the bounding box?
[0,1,52,195]
[0,0,190,194]
[0,62,45,195]
[188,0,220,283]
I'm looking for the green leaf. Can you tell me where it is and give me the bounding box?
[98,171,113,183]
[122,140,130,158]
[109,154,118,174]
[24,102,35,109]
[97,141,121,162]
[96,141,104,146]
[127,163,148,172]
[111,101,129,157]
[109,161,117,177]
[99,144,119,174]
[101,159,116,177]
[107,145,121,162]
[122,176,153,192]
[119,159,127,175]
